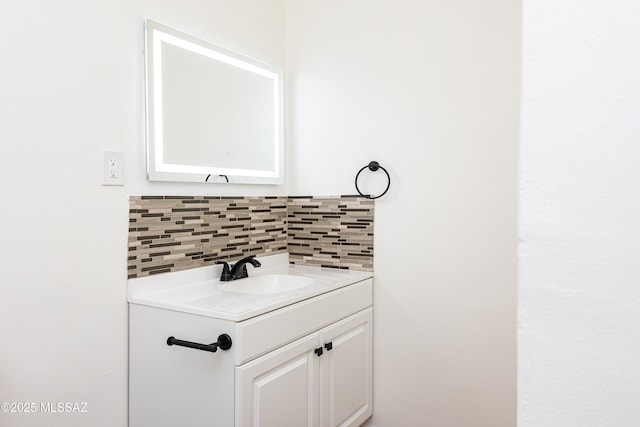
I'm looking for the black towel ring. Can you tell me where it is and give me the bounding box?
[355,161,391,199]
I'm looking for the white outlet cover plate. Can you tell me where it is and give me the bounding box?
[103,150,124,186]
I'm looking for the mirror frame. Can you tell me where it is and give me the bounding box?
[144,19,284,185]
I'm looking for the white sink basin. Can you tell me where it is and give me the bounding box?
[219,274,314,295]
[128,254,374,321]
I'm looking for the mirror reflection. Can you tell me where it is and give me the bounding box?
[145,19,283,184]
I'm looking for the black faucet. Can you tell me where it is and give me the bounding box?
[217,256,261,281]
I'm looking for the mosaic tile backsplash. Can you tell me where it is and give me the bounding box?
[128,195,374,279]
[287,196,374,270]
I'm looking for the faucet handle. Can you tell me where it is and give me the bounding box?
[216,261,232,281]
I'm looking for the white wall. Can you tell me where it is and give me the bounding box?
[286,1,520,425]
[1,1,522,425]
[519,1,640,426]
[0,1,284,426]
[8,1,638,425]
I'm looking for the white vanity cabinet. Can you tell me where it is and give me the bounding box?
[236,308,373,427]
[129,274,373,427]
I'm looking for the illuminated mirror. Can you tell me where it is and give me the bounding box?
[145,19,283,184]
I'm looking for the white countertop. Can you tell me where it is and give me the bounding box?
[127,254,373,321]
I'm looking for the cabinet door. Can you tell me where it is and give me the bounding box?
[320,308,373,427]
[129,305,235,427]
[236,332,320,427]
